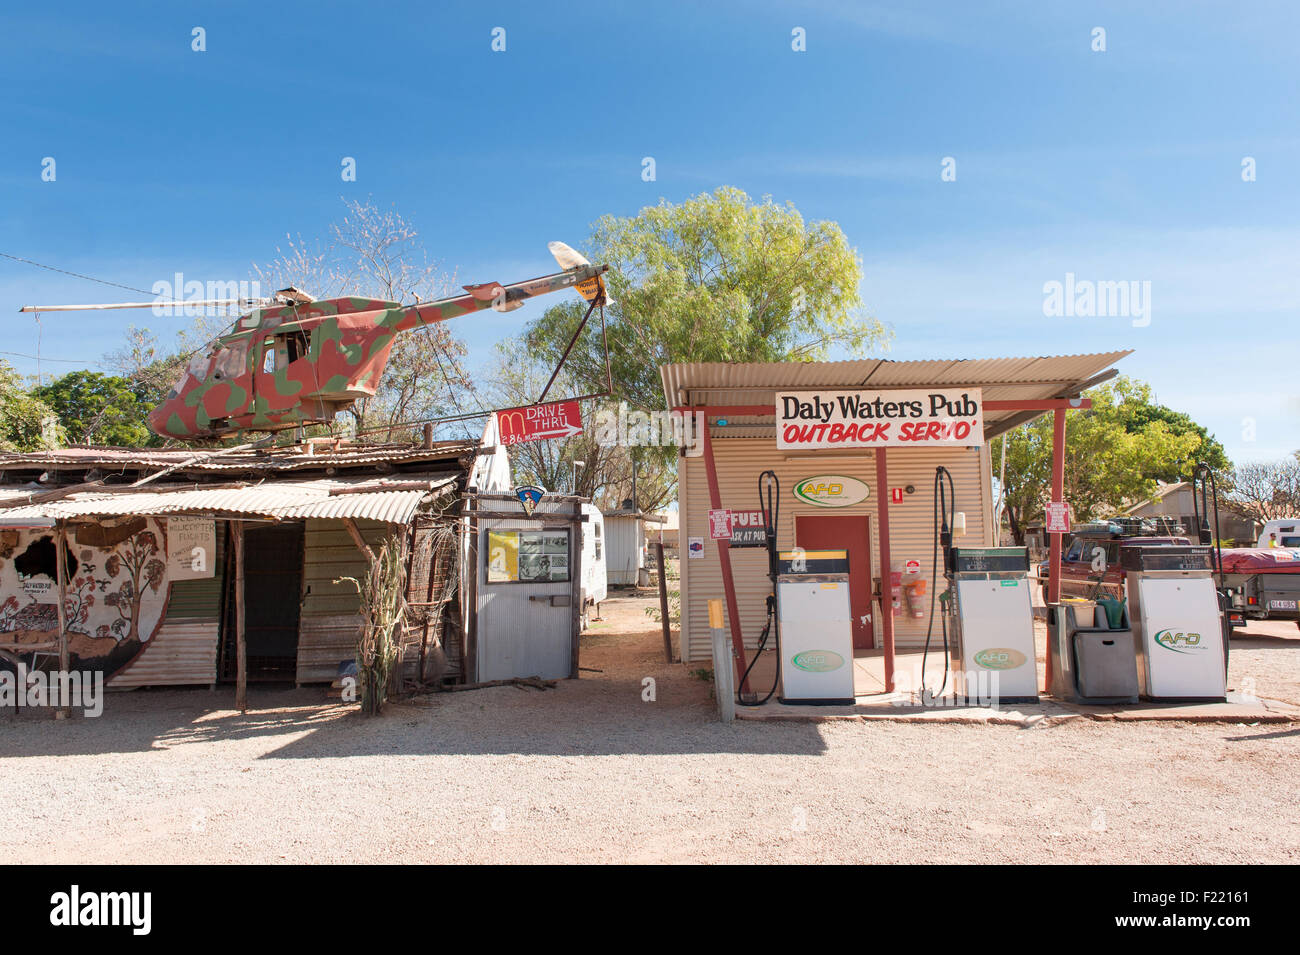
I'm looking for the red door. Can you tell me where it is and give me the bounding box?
[795,514,873,649]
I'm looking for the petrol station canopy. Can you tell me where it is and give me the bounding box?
[661,350,1132,437]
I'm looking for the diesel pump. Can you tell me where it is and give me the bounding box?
[922,465,1038,704]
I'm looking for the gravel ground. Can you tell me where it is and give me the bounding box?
[2,595,1296,864]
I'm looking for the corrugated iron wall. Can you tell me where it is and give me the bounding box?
[297,517,389,683]
[604,515,644,585]
[110,524,225,688]
[678,438,992,662]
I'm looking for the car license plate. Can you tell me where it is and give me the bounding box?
[1268,599,1298,610]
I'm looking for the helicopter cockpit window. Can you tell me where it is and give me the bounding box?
[211,340,250,381]
[260,331,310,373]
[284,330,309,363]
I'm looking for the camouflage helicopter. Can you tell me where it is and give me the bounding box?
[15,241,608,442]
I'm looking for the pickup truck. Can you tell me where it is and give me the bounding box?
[1036,532,1189,602]
[1217,547,1300,627]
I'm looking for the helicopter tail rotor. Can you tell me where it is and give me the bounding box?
[549,241,611,307]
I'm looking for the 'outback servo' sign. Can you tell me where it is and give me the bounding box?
[776,388,984,450]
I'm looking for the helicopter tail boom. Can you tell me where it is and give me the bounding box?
[391,263,608,334]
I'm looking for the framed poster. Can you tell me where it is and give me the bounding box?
[485,528,571,583]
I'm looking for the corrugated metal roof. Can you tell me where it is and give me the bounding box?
[660,351,1131,435]
[0,473,459,525]
[0,441,478,475]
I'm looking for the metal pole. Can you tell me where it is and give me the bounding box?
[701,420,750,695]
[875,449,896,693]
[1045,408,1067,692]
[709,599,735,722]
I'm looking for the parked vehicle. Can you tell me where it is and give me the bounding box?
[1036,522,1189,602]
[580,504,608,630]
[1256,519,1300,549]
[1217,546,1300,627]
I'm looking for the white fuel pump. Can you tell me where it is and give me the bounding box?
[1121,545,1227,701]
[777,550,855,704]
[922,466,1038,704]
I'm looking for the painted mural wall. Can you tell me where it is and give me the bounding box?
[0,518,171,676]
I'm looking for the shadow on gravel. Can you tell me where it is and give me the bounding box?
[0,671,832,760]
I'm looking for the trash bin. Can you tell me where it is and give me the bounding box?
[1048,603,1139,704]
[1072,631,1139,702]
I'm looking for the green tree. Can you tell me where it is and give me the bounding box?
[521,187,885,502]
[35,371,154,447]
[524,187,886,411]
[1106,377,1231,478]
[0,360,62,451]
[994,376,1210,542]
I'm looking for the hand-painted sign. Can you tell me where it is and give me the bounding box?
[708,509,732,539]
[515,485,546,516]
[496,400,582,446]
[776,388,984,449]
[1045,501,1071,533]
[727,509,768,548]
[793,475,871,508]
[167,518,215,580]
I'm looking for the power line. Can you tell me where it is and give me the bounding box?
[0,350,96,364]
[0,251,154,296]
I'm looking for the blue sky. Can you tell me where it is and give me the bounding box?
[2,1,1297,461]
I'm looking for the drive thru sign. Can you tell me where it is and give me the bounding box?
[496,400,582,446]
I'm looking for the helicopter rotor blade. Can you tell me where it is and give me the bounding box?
[18,299,268,313]
[548,241,591,270]
[549,241,612,307]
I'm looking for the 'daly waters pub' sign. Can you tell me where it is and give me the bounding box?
[776,388,985,450]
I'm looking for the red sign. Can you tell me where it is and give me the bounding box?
[496,401,582,446]
[891,487,904,504]
[905,559,921,574]
[708,509,733,540]
[1045,501,1071,534]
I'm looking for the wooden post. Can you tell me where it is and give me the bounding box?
[465,495,480,684]
[55,521,70,720]
[654,541,673,662]
[342,517,376,563]
[233,520,247,713]
[569,498,582,679]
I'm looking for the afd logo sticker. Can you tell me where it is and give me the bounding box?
[1154,629,1206,654]
[792,650,846,672]
[793,475,870,508]
[973,648,1027,670]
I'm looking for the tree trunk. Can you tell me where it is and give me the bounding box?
[1007,506,1026,547]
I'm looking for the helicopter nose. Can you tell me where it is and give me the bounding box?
[147,403,182,440]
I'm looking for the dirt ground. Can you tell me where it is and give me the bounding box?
[1,593,1296,864]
